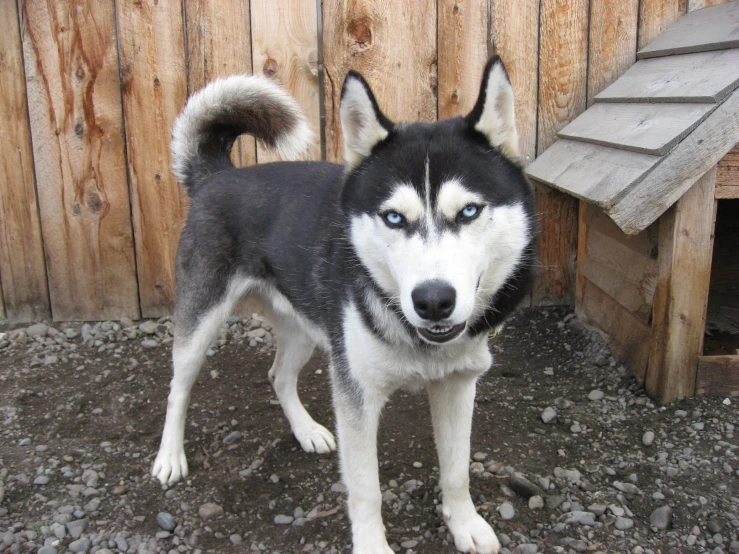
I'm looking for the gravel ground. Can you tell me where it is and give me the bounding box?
[0,307,737,554]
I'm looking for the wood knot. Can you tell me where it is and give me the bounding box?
[453,3,460,14]
[263,58,278,78]
[153,76,161,89]
[348,16,372,50]
[75,66,85,80]
[155,173,162,183]
[87,189,104,214]
[74,122,85,137]
[72,202,82,217]
[451,91,459,104]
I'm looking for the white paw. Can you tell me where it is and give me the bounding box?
[151,445,188,485]
[446,510,500,554]
[293,421,336,454]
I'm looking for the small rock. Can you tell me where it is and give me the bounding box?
[33,475,50,485]
[139,321,158,334]
[513,545,538,554]
[498,502,515,520]
[510,473,544,498]
[587,390,604,401]
[198,503,224,521]
[541,407,557,424]
[650,505,672,530]
[230,534,243,544]
[37,547,57,554]
[66,518,87,539]
[26,323,49,337]
[68,538,91,553]
[141,339,159,349]
[274,514,294,525]
[612,481,638,494]
[615,516,634,530]
[642,431,655,446]
[156,512,176,531]
[400,540,418,549]
[222,431,243,445]
[528,495,544,510]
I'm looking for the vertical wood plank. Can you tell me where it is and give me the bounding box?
[117,0,188,318]
[645,167,716,403]
[22,0,139,321]
[490,0,541,167]
[323,0,437,163]
[437,0,489,119]
[251,0,321,163]
[587,0,639,106]
[688,0,733,11]
[534,0,589,305]
[184,0,257,167]
[0,0,50,322]
[638,0,687,50]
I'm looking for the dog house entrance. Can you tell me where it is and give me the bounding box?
[704,199,739,356]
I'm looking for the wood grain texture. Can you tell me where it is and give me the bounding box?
[611,87,739,234]
[582,227,658,321]
[526,139,660,207]
[577,277,652,383]
[534,0,589,305]
[689,0,734,10]
[638,0,687,50]
[645,168,716,403]
[696,355,739,396]
[559,102,714,155]
[185,0,256,167]
[586,203,659,259]
[117,0,188,317]
[595,49,739,104]
[322,0,437,163]
[438,0,489,120]
[251,0,321,163]
[638,0,739,58]
[0,0,50,322]
[22,0,138,321]
[587,0,639,106]
[717,144,739,192]
[490,0,541,166]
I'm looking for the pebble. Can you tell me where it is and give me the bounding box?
[498,502,515,520]
[650,505,672,530]
[26,323,49,337]
[37,547,57,554]
[156,512,176,531]
[223,431,243,445]
[513,545,538,554]
[274,514,294,525]
[141,339,158,349]
[541,406,557,423]
[528,495,544,510]
[587,389,604,401]
[68,538,91,553]
[66,518,87,539]
[510,473,544,498]
[33,475,50,485]
[230,534,243,544]
[615,516,634,530]
[613,481,639,494]
[642,431,655,446]
[198,503,224,521]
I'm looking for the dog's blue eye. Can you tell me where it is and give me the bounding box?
[384,211,405,227]
[460,205,479,219]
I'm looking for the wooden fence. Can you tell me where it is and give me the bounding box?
[0,0,728,323]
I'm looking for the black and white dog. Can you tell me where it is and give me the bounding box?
[152,57,536,554]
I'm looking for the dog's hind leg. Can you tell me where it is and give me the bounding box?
[152,279,247,485]
[267,311,336,453]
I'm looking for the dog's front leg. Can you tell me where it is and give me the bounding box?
[428,372,500,554]
[334,384,392,554]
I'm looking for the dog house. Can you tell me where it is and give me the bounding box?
[526,1,739,404]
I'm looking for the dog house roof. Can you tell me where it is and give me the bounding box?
[526,0,739,235]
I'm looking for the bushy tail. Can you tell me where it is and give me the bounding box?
[171,75,313,193]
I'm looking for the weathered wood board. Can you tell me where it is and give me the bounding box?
[717,144,739,197]
[586,203,659,260]
[534,0,589,305]
[22,0,139,321]
[582,227,658,321]
[438,0,489,120]
[696,355,739,396]
[587,0,639,106]
[645,168,716,403]
[639,1,739,59]
[559,102,714,155]
[251,0,321,163]
[611,87,739,234]
[689,0,734,10]
[595,49,739,104]
[117,0,188,318]
[577,277,652,383]
[526,140,660,207]
[185,0,256,167]
[490,0,541,166]
[638,0,687,50]
[0,0,50,322]
[322,0,437,163]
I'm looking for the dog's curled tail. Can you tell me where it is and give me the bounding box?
[171,75,313,192]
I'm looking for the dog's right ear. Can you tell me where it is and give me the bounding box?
[340,71,393,170]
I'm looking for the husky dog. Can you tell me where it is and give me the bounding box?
[152,57,536,554]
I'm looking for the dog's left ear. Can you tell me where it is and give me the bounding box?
[466,57,520,162]
[340,71,394,170]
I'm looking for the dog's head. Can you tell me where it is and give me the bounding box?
[340,58,535,346]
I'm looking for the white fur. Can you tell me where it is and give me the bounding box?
[380,183,424,223]
[474,62,520,162]
[340,77,389,170]
[350,179,531,338]
[171,75,313,182]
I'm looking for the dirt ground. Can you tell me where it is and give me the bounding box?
[0,307,737,554]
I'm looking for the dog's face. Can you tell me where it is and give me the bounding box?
[340,59,535,346]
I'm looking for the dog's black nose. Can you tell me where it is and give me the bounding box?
[411,280,456,321]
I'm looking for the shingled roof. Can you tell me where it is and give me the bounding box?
[526,1,739,235]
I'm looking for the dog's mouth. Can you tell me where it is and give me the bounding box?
[417,322,467,344]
